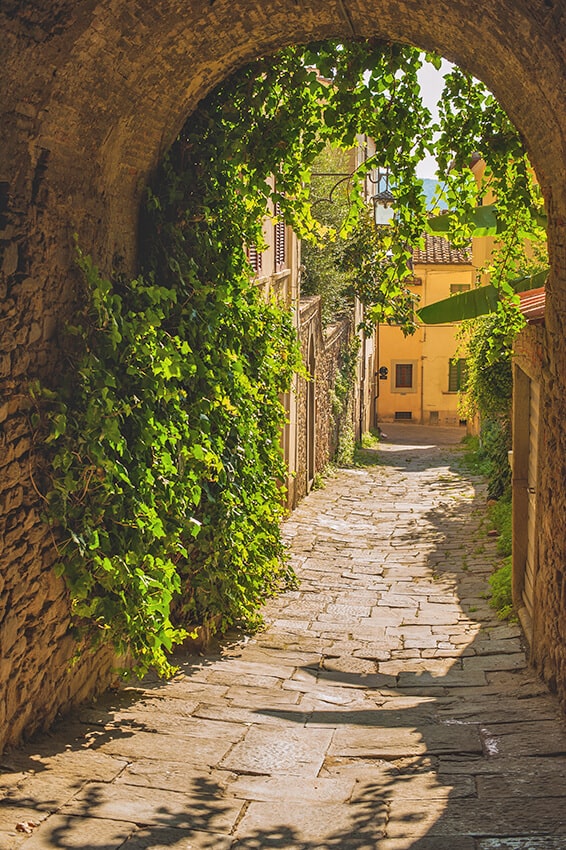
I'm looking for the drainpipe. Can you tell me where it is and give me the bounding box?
[420,322,426,425]
[373,322,380,430]
[359,316,366,440]
[420,358,425,425]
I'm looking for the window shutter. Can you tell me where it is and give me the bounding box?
[247,245,263,276]
[395,363,413,389]
[449,358,468,392]
[274,203,286,271]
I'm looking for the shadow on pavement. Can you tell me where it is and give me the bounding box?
[3,427,565,849]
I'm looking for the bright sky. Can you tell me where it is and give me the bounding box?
[416,59,453,179]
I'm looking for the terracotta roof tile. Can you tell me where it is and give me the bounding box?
[413,234,472,265]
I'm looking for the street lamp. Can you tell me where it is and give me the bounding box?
[367,167,395,433]
[371,168,395,227]
[310,161,395,228]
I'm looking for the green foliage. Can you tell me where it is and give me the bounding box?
[489,494,512,557]
[433,68,546,257]
[36,39,545,676]
[303,151,418,334]
[458,441,513,619]
[341,207,419,335]
[486,469,513,620]
[37,243,300,676]
[417,269,547,326]
[488,557,514,620]
[481,420,512,500]
[427,204,499,237]
[457,312,514,499]
[459,312,514,421]
[331,337,360,467]
[457,434,493,477]
[427,67,548,350]
[301,147,356,326]
[360,430,381,449]
[335,422,357,468]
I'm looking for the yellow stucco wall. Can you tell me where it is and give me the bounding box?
[377,264,475,426]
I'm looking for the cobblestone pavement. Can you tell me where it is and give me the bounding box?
[2,425,566,849]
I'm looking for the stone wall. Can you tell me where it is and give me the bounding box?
[317,321,355,469]
[514,321,566,702]
[295,297,353,504]
[1,0,566,747]
[513,324,546,381]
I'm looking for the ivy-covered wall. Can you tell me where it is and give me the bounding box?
[1,0,566,748]
[296,297,354,503]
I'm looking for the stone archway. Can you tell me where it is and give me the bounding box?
[1,0,565,748]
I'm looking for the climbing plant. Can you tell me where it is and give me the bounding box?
[36,39,546,676]
[456,312,515,499]
[331,336,361,467]
[301,146,357,327]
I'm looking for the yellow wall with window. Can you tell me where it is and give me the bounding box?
[376,240,475,426]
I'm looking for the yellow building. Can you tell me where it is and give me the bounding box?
[376,234,475,426]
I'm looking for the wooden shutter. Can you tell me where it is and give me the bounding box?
[395,363,413,389]
[274,203,286,271]
[247,245,263,276]
[448,358,467,392]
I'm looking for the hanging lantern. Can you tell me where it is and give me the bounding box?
[371,168,395,227]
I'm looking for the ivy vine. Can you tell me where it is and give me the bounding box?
[35,39,545,676]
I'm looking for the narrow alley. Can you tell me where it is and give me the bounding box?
[2,426,566,849]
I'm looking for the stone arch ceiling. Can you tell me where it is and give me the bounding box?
[2,0,565,272]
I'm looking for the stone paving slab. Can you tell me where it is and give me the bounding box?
[328,723,483,759]
[60,781,244,832]
[477,840,566,850]
[113,761,237,793]
[121,826,234,850]
[4,425,566,850]
[220,727,333,776]
[372,840,476,850]
[233,799,389,844]
[476,761,566,798]
[8,815,137,850]
[387,796,566,837]
[95,729,238,765]
[228,774,355,802]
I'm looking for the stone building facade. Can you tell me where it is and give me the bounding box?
[1,0,566,748]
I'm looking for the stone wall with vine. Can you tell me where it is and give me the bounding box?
[296,297,356,502]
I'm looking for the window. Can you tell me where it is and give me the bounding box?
[448,358,468,392]
[450,283,471,295]
[395,363,414,389]
[391,360,417,394]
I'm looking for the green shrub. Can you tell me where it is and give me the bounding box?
[489,494,512,557]
[458,434,492,477]
[488,556,514,620]
[481,419,512,500]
